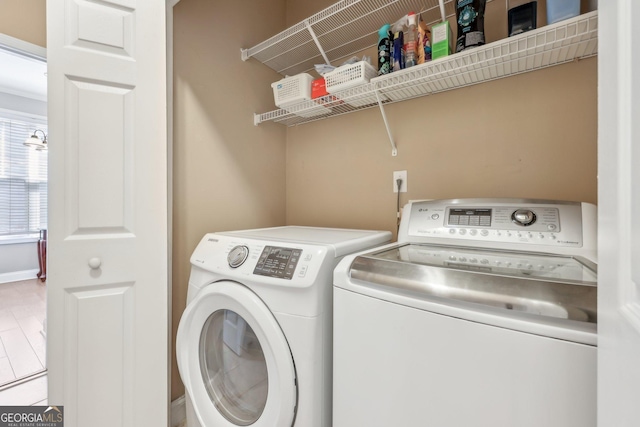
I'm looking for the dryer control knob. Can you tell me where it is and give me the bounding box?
[228,245,249,268]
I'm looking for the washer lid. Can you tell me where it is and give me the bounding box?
[346,243,598,344]
[177,281,297,427]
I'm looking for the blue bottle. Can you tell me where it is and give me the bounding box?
[392,29,405,72]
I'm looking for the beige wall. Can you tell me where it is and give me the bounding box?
[286,59,597,237]
[285,1,598,239]
[172,0,287,400]
[0,0,46,47]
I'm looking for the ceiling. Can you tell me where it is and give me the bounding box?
[0,48,47,102]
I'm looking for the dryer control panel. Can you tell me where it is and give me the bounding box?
[227,244,303,279]
[253,246,302,280]
[191,234,330,288]
[399,199,597,255]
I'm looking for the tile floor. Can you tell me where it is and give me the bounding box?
[0,373,47,406]
[0,279,47,388]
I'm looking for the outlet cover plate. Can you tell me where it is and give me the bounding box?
[393,170,407,193]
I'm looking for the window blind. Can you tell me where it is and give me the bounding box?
[0,116,48,238]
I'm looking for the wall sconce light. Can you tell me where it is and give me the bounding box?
[24,129,48,151]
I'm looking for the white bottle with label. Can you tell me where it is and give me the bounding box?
[404,12,418,68]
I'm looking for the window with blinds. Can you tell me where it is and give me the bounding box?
[0,115,48,239]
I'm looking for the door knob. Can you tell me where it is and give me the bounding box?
[88,257,102,269]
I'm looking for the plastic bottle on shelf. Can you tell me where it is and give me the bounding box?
[418,14,432,64]
[455,0,487,52]
[377,24,392,76]
[404,12,418,68]
[392,21,405,72]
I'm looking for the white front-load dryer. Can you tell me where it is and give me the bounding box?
[177,226,390,427]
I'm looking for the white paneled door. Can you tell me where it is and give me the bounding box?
[46,1,168,427]
[598,1,640,425]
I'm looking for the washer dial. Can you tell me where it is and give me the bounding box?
[511,209,537,226]
[227,245,249,268]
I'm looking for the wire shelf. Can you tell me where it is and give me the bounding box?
[254,11,598,127]
[242,0,455,76]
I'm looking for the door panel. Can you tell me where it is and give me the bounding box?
[65,284,134,424]
[47,0,168,426]
[598,1,640,425]
[65,78,134,234]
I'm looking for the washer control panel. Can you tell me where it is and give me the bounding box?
[403,245,596,284]
[404,199,589,248]
[446,206,560,232]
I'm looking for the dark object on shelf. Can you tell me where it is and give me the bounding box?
[455,0,487,52]
[508,2,537,37]
[37,229,47,282]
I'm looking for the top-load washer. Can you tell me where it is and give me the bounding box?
[177,226,390,427]
[333,199,597,427]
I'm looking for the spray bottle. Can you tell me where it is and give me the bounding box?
[404,12,418,68]
[377,24,392,76]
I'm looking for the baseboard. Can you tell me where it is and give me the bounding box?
[171,395,186,427]
[0,269,39,284]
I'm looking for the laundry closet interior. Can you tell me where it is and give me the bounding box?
[171,0,597,409]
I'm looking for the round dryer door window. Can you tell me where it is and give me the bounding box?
[200,309,268,425]
[176,280,297,427]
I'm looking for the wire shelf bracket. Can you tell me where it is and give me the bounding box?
[375,90,397,156]
[304,19,331,66]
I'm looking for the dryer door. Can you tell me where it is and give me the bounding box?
[177,281,297,427]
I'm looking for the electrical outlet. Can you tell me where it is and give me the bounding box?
[393,170,407,193]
